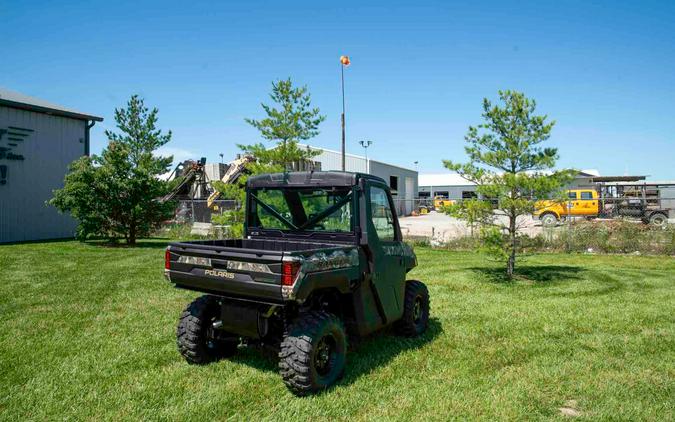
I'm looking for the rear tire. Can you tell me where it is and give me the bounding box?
[176,295,237,364]
[279,311,347,396]
[540,212,558,227]
[649,213,668,227]
[395,280,430,337]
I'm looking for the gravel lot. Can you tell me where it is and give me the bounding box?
[399,211,542,241]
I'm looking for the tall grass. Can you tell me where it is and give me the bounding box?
[408,220,675,255]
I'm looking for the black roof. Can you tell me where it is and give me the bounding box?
[247,171,386,188]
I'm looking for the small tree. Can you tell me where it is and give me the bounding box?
[244,78,325,169]
[211,78,326,236]
[443,90,573,278]
[50,95,173,244]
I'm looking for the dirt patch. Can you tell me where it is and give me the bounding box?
[559,400,582,417]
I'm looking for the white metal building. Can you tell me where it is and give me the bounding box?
[0,88,103,243]
[299,144,418,216]
[419,170,601,200]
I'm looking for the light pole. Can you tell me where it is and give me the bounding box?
[414,160,419,172]
[219,153,224,164]
[359,140,372,173]
[340,55,350,171]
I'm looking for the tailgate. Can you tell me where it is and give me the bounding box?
[165,243,285,303]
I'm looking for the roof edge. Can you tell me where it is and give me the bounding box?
[0,98,103,122]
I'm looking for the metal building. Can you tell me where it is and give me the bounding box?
[299,144,418,216]
[0,88,103,243]
[419,170,601,201]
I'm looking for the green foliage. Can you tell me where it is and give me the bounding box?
[244,77,325,169]
[443,90,574,277]
[553,219,675,255]
[443,199,494,237]
[211,211,244,238]
[212,78,325,234]
[50,95,173,244]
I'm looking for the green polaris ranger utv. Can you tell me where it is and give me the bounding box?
[164,171,430,395]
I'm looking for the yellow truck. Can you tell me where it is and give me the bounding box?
[433,195,454,210]
[534,189,600,227]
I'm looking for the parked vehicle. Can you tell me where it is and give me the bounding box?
[535,185,672,227]
[534,189,600,226]
[164,171,430,395]
[433,195,454,210]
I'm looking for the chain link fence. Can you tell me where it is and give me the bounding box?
[173,200,239,224]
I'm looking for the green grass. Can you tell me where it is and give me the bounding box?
[1,241,673,420]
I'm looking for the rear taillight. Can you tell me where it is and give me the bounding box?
[281,261,301,286]
[165,249,171,270]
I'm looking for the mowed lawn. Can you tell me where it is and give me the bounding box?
[0,241,673,420]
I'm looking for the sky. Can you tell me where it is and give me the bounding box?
[2,0,674,179]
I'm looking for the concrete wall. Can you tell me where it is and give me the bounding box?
[0,106,86,242]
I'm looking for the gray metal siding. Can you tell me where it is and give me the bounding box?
[419,185,477,200]
[0,106,85,242]
[308,147,418,215]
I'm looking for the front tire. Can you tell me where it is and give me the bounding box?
[395,280,430,337]
[540,212,558,227]
[176,295,237,364]
[279,311,347,396]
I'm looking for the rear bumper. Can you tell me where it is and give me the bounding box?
[167,269,284,304]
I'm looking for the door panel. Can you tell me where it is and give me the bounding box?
[367,184,406,322]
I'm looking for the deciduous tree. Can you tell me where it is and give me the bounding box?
[50,95,173,244]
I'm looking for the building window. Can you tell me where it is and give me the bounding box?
[418,191,430,198]
[389,176,398,194]
[462,191,477,199]
[434,191,449,198]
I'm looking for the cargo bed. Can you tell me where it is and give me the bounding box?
[166,238,353,303]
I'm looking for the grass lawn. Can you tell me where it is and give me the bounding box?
[1,241,673,420]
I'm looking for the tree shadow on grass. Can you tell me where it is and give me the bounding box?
[470,265,586,285]
[227,318,443,390]
[82,239,171,249]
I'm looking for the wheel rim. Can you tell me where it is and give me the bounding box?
[653,216,665,226]
[543,215,555,226]
[314,334,337,376]
[413,296,423,323]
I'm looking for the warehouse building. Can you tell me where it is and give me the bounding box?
[418,170,601,200]
[0,88,103,243]
[299,144,418,216]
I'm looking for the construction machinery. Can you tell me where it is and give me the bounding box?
[206,155,255,208]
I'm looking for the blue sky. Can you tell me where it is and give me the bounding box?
[2,0,674,178]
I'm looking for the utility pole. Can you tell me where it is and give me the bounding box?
[359,140,372,173]
[340,55,350,171]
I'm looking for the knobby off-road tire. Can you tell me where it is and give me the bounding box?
[176,295,237,364]
[395,280,430,337]
[279,311,347,396]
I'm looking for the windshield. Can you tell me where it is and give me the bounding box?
[249,187,354,233]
